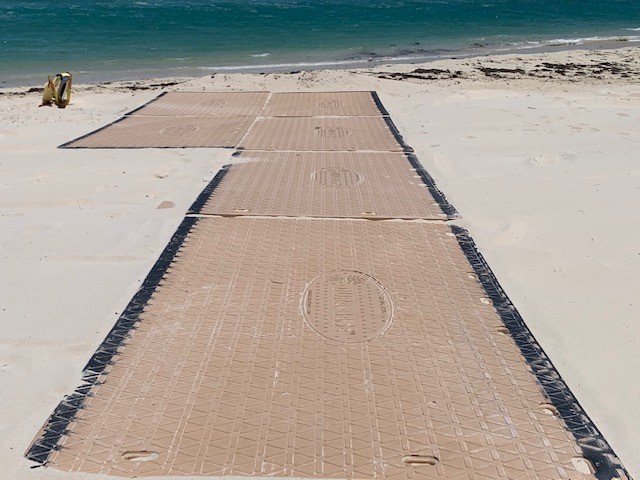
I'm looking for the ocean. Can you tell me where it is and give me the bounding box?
[1,0,639,86]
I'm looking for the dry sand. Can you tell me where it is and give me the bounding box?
[1,46,639,479]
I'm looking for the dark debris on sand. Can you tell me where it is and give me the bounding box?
[477,67,526,77]
[377,68,465,81]
[118,81,182,91]
[527,61,636,78]
[374,55,639,83]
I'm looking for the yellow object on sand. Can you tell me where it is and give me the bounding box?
[41,72,72,108]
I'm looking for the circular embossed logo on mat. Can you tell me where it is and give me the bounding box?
[312,167,364,187]
[317,100,345,108]
[201,99,227,107]
[314,126,350,138]
[302,271,394,343]
[159,124,200,136]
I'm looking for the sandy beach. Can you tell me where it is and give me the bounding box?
[1,45,639,479]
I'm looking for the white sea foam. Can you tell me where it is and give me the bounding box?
[50,31,638,87]
[543,35,640,45]
[500,34,640,53]
[187,32,640,75]
[204,34,640,74]
[195,54,443,73]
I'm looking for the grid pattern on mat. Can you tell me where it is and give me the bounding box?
[61,115,256,149]
[60,91,272,149]
[193,151,448,220]
[130,92,270,117]
[40,218,591,479]
[238,116,406,152]
[29,90,628,480]
[262,91,384,117]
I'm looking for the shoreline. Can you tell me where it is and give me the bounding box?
[1,37,639,90]
[1,45,637,101]
[1,44,639,479]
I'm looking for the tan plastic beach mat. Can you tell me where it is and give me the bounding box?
[262,91,385,117]
[131,92,269,117]
[62,115,255,148]
[194,152,448,220]
[238,116,407,151]
[33,218,597,479]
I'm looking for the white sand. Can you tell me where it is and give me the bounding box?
[1,46,639,479]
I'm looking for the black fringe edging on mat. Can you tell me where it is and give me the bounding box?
[124,91,168,116]
[58,91,236,149]
[29,91,631,479]
[383,116,414,154]
[25,216,199,465]
[187,164,231,214]
[58,92,167,149]
[372,92,458,218]
[370,91,390,116]
[452,226,630,480]
[58,115,129,149]
[370,91,413,153]
[405,153,458,219]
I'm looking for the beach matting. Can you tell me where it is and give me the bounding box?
[238,116,408,152]
[262,91,386,117]
[129,92,269,117]
[26,89,629,479]
[61,115,255,149]
[192,151,449,219]
[26,218,598,479]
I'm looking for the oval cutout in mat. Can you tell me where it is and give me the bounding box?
[121,451,158,462]
[540,403,559,416]
[402,455,439,466]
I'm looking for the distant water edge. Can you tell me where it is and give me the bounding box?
[1,0,639,87]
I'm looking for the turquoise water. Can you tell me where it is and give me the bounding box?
[1,0,640,86]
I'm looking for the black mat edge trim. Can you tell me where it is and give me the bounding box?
[451,225,631,480]
[59,92,166,148]
[373,92,456,217]
[133,90,269,94]
[58,91,248,149]
[59,145,236,150]
[199,153,453,220]
[405,153,458,218]
[382,115,414,153]
[125,91,168,116]
[371,92,413,152]
[129,92,270,118]
[58,115,129,149]
[24,216,200,466]
[187,164,231,214]
[370,91,390,116]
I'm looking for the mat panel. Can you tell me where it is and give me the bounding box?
[238,117,404,151]
[196,152,447,219]
[44,218,590,479]
[263,92,383,117]
[63,116,255,148]
[131,92,269,117]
